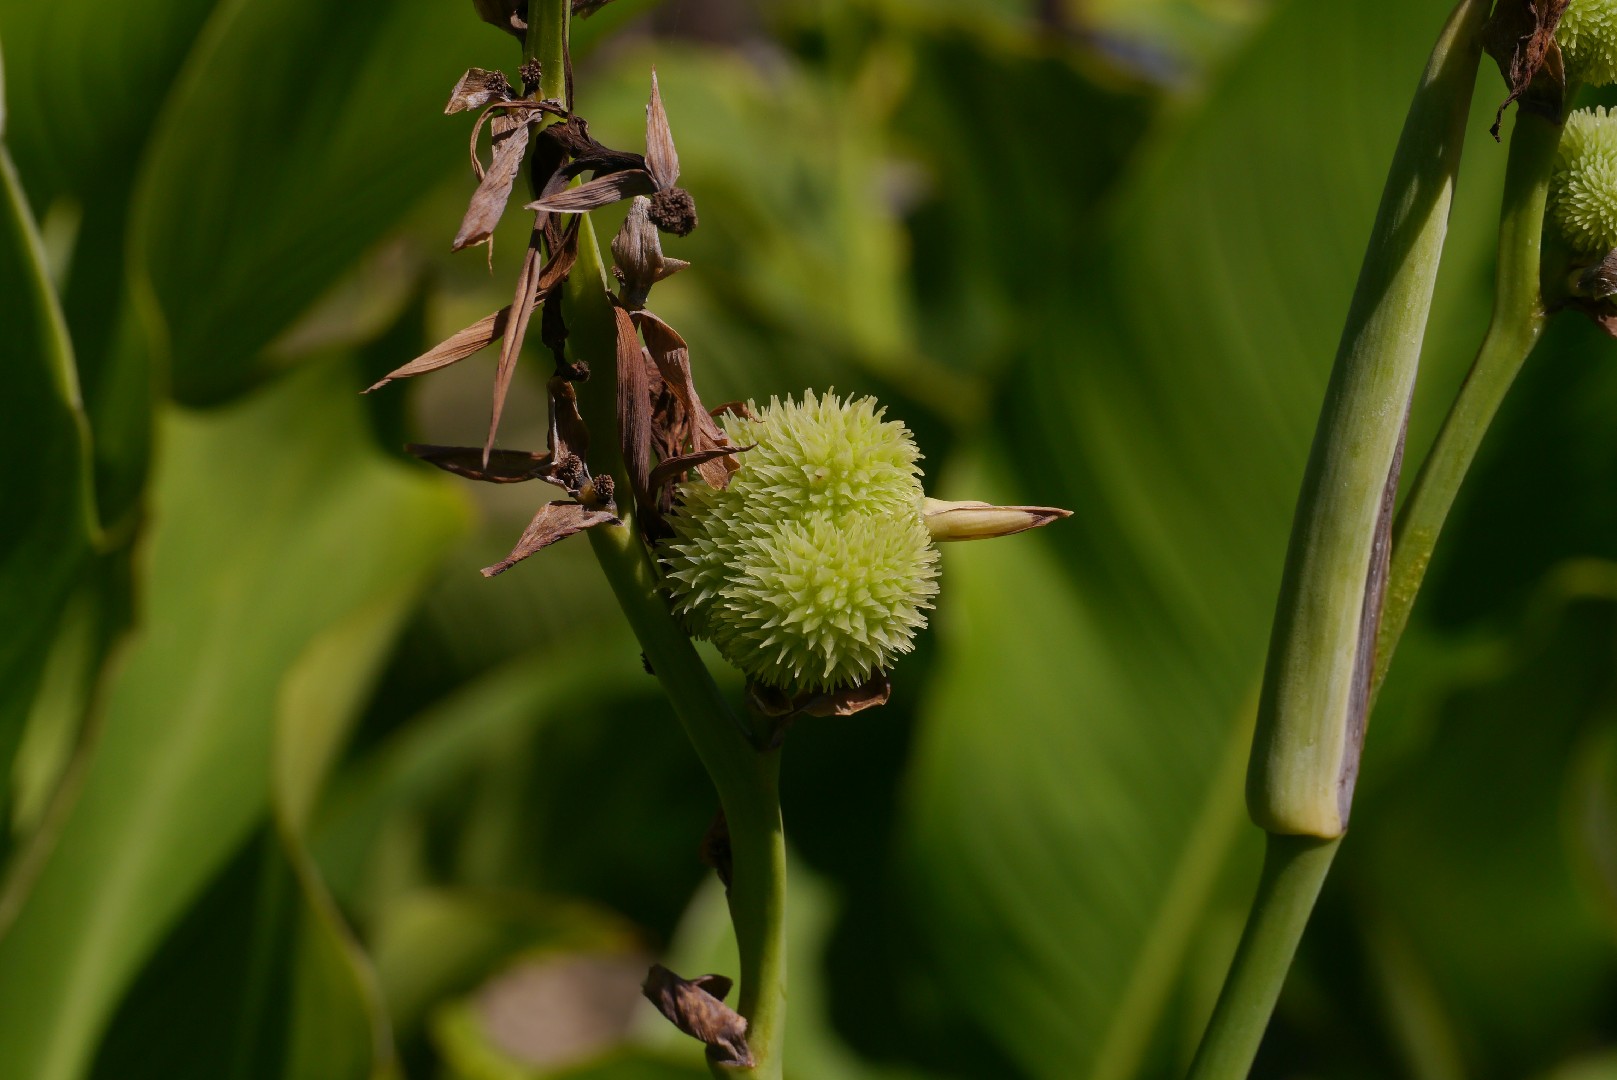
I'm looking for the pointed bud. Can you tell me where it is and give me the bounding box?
[921,499,1071,543]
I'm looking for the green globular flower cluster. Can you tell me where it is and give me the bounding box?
[1560,0,1617,87]
[660,391,941,694]
[1552,106,1617,253]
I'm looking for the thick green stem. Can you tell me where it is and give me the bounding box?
[1186,835,1339,1080]
[585,523,788,1079]
[522,7,788,1075]
[1245,0,1486,840]
[1373,109,1561,693]
[524,0,568,103]
[1190,2,1490,1077]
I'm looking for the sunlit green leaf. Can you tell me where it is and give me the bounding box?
[894,0,1510,1075]
[0,132,96,825]
[129,0,493,404]
[0,362,467,1080]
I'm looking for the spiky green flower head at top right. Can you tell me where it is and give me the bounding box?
[1552,106,1617,253]
[660,391,940,696]
[1560,0,1617,87]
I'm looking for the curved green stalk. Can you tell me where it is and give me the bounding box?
[523,9,788,1077]
[1373,108,1562,693]
[1185,835,1339,1080]
[1190,1,1489,1076]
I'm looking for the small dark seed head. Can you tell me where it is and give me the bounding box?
[648,187,698,237]
[592,472,616,503]
[554,453,587,491]
[519,58,542,93]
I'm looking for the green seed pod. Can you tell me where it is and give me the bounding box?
[1552,106,1617,253]
[1559,0,1617,87]
[660,391,941,694]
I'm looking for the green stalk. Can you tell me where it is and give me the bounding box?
[1372,108,1562,693]
[1185,835,1339,1080]
[1189,2,1488,1076]
[523,10,788,1077]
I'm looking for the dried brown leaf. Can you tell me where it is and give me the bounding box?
[699,811,733,889]
[1484,0,1571,138]
[407,444,552,484]
[445,68,513,114]
[454,114,531,251]
[485,223,546,465]
[804,672,893,716]
[633,312,735,487]
[648,444,751,495]
[547,375,590,465]
[525,169,657,214]
[482,501,617,577]
[641,965,753,1068]
[481,218,580,465]
[614,304,654,517]
[470,0,526,40]
[644,69,680,191]
[365,310,505,391]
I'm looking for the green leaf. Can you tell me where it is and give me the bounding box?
[0,0,224,525]
[893,0,1511,1075]
[127,0,494,404]
[0,361,467,1080]
[0,137,96,823]
[1344,583,1617,1076]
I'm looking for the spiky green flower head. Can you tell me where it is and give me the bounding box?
[1560,0,1617,87]
[660,391,941,695]
[1552,106,1617,253]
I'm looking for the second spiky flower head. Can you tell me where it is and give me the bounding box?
[1552,105,1617,253]
[1560,0,1617,88]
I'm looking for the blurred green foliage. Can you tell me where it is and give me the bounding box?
[2,1,1615,1078]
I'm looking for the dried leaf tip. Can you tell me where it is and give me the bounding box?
[921,499,1072,542]
[641,964,753,1068]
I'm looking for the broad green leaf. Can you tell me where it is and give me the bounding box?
[894,0,1509,1075]
[0,361,467,1080]
[0,135,96,821]
[1343,586,1617,1076]
[128,0,495,404]
[0,0,223,524]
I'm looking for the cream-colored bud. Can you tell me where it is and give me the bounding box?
[921,499,1072,543]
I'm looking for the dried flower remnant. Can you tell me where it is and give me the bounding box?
[528,71,698,235]
[641,965,752,1069]
[1484,0,1571,137]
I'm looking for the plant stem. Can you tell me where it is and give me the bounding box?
[1190,2,1489,1076]
[524,0,568,103]
[1185,835,1339,1080]
[1372,108,1561,694]
[1244,0,1487,841]
[522,8,788,1076]
[586,522,788,1079]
